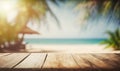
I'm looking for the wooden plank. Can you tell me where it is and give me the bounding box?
[91,53,120,67]
[72,54,92,69]
[91,53,119,60]
[0,53,11,57]
[79,54,113,68]
[15,53,47,68]
[114,53,120,59]
[42,53,79,69]
[0,53,30,68]
[115,53,120,56]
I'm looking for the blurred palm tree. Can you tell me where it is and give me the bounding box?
[0,12,18,50]
[74,0,120,25]
[0,0,62,51]
[14,0,60,34]
[101,28,120,50]
[0,0,119,51]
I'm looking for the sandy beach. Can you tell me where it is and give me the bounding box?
[25,44,120,53]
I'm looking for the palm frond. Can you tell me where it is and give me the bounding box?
[100,39,113,45]
[104,44,113,49]
[115,28,120,39]
[44,0,61,28]
[101,28,120,50]
[106,31,116,40]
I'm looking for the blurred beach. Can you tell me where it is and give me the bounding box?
[23,39,120,53]
[25,44,119,53]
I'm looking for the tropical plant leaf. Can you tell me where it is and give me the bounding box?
[101,28,120,50]
[106,31,114,38]
[44,0,61,28]
[115,28,120,40]
[104,44,112,49]
[100,39,112,44]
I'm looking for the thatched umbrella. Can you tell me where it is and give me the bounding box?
[13,26,40,50]
[19,26,39,41]
[19,26,39,34]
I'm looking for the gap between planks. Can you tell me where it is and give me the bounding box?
[0,53,30,68]
[42,53,79,69]
[0,53,120,71]
[14,53,47,69]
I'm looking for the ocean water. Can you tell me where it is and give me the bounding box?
[24,38,105,44]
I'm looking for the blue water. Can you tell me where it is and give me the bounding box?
[24,38,105,44]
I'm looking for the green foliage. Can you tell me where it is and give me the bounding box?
[74,0,120,24]
[17,0,60,28]
[0,0,60,49]
[0,13,18,47]
[101,28,120,50]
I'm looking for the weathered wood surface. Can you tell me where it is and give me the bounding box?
[0,53,120,71]
[15,53,47,68]
[0,53,29,68]
[43,53,79,68]
[0,53,11,57]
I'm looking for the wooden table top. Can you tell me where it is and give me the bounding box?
[0,53,120,71]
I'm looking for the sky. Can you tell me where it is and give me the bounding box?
[5,0,119,39]
[25,1,119,39]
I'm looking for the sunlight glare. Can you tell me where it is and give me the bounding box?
[0,0,16,14]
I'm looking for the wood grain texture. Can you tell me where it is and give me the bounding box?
[91,53,120,68]
[43,53,79,69]
[0,53,120,71]
[15,53,47,68]
[0,53,29,68]
[72,54,92,69]
[80,54,113,68]
[0,53,11,57]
